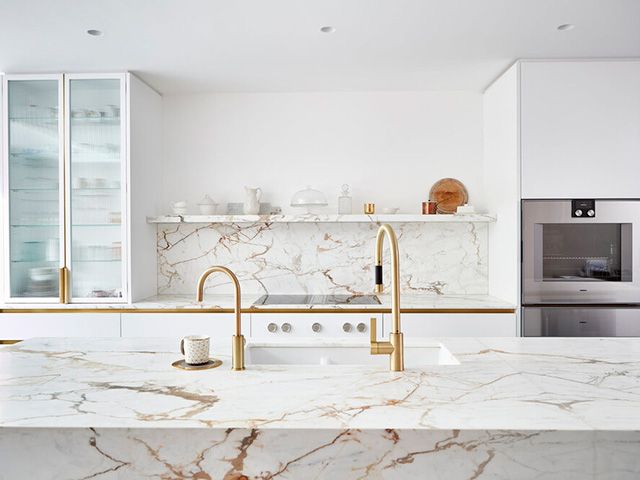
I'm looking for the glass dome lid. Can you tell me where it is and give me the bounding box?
[290,186,328,208]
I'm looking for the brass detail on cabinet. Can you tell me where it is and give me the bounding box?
[0,340,22,345]
[0,307,516,314]
[59,267,70,304]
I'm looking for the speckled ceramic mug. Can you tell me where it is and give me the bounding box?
[180,335,210,365]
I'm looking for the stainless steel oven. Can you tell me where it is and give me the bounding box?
[522,199,640,336]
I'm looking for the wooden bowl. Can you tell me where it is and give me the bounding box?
[428,178,468,214]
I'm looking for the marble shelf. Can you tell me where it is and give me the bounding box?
[146,213,497,224]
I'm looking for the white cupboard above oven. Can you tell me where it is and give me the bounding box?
[519,60,640,199]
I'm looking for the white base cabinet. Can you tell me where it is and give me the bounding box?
[387,313,516,337]
[120,313,238,350]
[0,313,120,339]
[1,312,517,342]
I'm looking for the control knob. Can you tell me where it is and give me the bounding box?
[356,322,367,333]
[587,209,595,217]
[281,322,292,333]
[574,209,583,217]
[267,322,278,333]
[311,322,322,333]
[342,322,353,333]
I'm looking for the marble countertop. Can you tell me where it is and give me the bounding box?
[1,337,638,431]
[0,293,515,312]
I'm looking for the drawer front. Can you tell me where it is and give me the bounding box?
[0,313,121,340]
[385,313,516,337]
[523,307,640,337]
[121,313,238,349]
[250,313,383,338]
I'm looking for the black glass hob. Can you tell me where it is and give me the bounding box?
[254,294,381,305]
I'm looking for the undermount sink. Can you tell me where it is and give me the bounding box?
[244,340,459,367]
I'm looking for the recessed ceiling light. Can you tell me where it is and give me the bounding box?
[320,26,336,34]
[86,29,103,37]
[557,24,575,31]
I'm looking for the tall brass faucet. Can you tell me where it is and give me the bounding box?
[370,224,404,371]
[196,266,245,370]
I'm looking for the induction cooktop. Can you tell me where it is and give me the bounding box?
[254,294,381,305]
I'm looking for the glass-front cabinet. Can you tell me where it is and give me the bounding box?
[67,75,126,301]
[2,74,128,303]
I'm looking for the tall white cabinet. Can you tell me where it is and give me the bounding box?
[1,73,161,303]
[483,59,640,321]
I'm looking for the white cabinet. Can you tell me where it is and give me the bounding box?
[1,73,161,304]
[519,60,640,199]
[121,313,238,350]
[386,313,516,337]
[0,313,120,340]
[250,313,382,338]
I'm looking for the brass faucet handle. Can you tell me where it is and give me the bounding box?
[370,317,394,355]
[370,317,378,344]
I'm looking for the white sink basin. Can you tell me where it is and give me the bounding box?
[244,340,459,367]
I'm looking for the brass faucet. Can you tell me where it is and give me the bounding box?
[196,266,245,371]
[370,224,404,371]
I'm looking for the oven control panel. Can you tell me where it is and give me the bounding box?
[250,313,383,338]
[571,199,595,218]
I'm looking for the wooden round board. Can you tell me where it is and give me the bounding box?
[429,178,468,214]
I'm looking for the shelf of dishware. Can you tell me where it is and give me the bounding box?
[9,116,120,125]
[146,213,497,224]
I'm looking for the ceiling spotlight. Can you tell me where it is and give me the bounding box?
[320,26,336,33]
[557,24,575,31]
[86,29,103,37]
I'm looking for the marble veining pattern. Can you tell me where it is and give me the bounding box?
[1,337,640,478]
[157,221,488,296]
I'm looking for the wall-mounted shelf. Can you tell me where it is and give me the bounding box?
[146,213,497,224]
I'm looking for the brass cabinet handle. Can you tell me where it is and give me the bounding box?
[59,267,70,304]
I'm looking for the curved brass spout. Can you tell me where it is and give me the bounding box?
[196,266,244,370]
[370,224,404,371]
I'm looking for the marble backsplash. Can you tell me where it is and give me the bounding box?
[157,221,488,295]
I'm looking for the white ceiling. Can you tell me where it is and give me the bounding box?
[1,0,639,94]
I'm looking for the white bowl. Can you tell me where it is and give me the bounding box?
[382,207,399,214]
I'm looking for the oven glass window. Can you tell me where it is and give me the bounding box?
[541,223,630,282]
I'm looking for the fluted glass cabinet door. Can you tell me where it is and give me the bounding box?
[66,76,126,301]
[4,76,63,300]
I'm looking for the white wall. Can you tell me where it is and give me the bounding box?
[482,63,521,308]
[161,91,484,213]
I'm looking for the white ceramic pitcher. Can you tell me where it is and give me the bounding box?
[244,186,262,214]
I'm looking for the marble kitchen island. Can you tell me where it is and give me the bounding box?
[1,337,639,479]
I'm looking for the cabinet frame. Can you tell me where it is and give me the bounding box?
[2,74,66,303]
[63,73,129,303]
